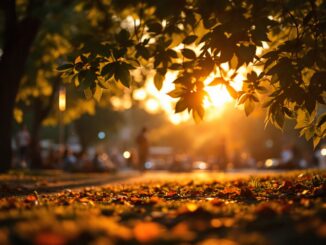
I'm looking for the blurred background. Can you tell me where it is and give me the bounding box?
[12,77,326,172]
[4,1,325,173]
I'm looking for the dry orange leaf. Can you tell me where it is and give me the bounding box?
[34,232,66,245]
[133,222,164,243]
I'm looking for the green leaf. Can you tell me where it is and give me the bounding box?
[247,71,258,82]
[238,93,249,105]
[226,85,238,99]
[262,50,279,59]
[169,63,183,70]
[250,94,259,102]
[147,22,162,33]
[71,74,79,87]
[266,58,294,76]
[101,63,116,78]
[244,99,255,116]
[194,104,205,119]
[236,45,256,65]
[313,136,321,149]
[136,45,151,60]
[181,49,196,60]
[84,88,93,100]
[113,48,126,59]
[97,78,110,89]
[128,59,141,68]
[273,108,285,129]
[115,64,131,88]
[166,49,178,58]
[57,63,74,71]
[251,28,269,42]
[154,72,164,91]
[117,29,130,43]
[256,86,268,94]
[219,46,234,63]
[317,113,326,128]
[78,70,96,89]
[93,86,103,102]
[182,35,198,45]
[303,127,314,141]
[175,98,188,113]
[305,97,316,114]
[229,55,238,70]
[192,109,203,123]
[283,107,293,118]
[80,55,88,63]
[167,88,185,98]
[295,109,314,129]
[302,49,315,67]
[209,77,226,86]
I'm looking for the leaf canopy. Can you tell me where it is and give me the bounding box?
[57,0,326,146]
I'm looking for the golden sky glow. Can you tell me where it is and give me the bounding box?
[133,63,245,124]
[112,16,268,125]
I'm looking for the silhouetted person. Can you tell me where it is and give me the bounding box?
[136,127,149,170]
[63,146,78,172]
[16,124,31,168]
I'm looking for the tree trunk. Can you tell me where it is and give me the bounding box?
[29,78,60,169]
[0,1,41,172]
[0,87,17,172]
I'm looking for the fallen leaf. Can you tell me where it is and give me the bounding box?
[133,222,164,243]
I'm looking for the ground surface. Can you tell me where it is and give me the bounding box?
[0,170,326,245]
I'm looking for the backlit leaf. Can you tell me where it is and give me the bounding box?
[57,63,74,71]
[181,49,196,60]
[154,72,164,91]
[84,88,92,100]
[244,99,255,116]
[182,35,198,45]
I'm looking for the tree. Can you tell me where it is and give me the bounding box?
[13,1,117,169]
[60,0,326,148]
[0,0,121,171]
[0,0,42,172]
[0,0,82,172]
[1,0,325,172]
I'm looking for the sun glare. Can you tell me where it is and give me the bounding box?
[202,65,245,119]
[118,15,258,124]
[135,65,244,124]
[145,98,160,113]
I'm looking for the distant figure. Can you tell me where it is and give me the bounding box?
[62,146,78,172]
[136,127,149,170]
[16,124,31,168]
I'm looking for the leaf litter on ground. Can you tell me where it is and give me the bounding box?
[0,170,325,244]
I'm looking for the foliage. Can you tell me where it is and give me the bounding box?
[59,0,326,146]
[0,171,326,244]
[10,0,127,126]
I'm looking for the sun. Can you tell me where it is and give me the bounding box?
[204,64,246,105]
[133,65,245,124]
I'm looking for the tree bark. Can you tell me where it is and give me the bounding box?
[29,78,60,169]
[0,88,16,172]
[0,1,41,172]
